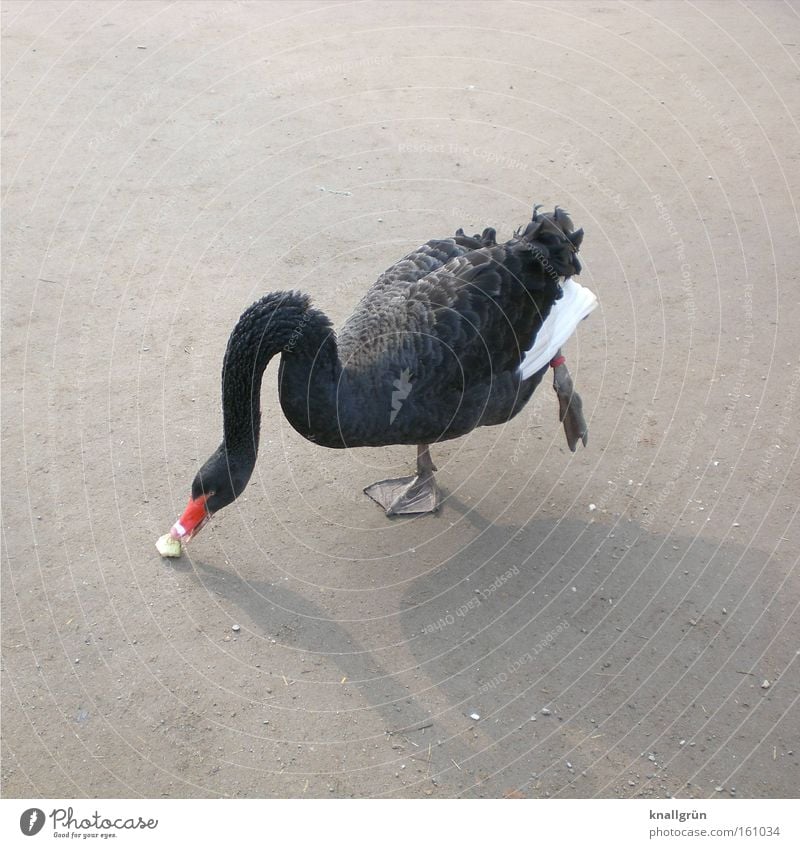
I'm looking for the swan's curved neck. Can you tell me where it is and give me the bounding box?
[220,291,338,459]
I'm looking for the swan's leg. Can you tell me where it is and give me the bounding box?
[551,350,588,452]
[364,444,441,516]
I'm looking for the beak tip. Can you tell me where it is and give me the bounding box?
[171,494,211,541]
[170,522,187,541]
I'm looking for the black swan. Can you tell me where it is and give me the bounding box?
[165,205,597,546]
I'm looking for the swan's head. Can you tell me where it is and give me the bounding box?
[170,446,252,541]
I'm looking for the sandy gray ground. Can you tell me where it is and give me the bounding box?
[2,0,798,799]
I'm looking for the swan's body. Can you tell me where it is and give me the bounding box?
[169,206,597,539]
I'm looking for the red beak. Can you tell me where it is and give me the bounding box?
[170,494,211,541]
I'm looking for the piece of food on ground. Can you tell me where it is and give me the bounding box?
[155,533,182,558]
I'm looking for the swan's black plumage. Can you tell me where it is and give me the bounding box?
[283,211,580,446]
[174,206,587,534]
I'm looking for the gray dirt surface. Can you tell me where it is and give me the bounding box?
[2,0,798,799]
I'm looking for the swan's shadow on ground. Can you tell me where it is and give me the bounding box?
[174,552,479,775]
[174,511,793,797]
[397,515,794,797]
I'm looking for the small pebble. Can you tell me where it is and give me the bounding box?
[715,785,724,792]
[761,679,770,689]
[541,707,552,716]
[588,503,597,511]
[469,712,480,721]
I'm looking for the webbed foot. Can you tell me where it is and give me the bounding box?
[364,444,441,516]
[364,473,440,515]
[551,352,588,452]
